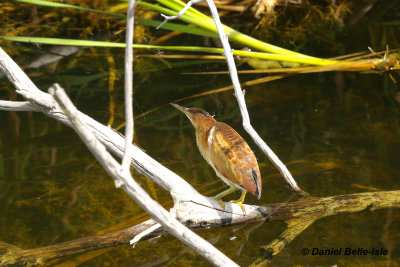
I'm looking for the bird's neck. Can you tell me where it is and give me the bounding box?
[193,116,217,131]
[194,119,217,135]
[194,120,218,165]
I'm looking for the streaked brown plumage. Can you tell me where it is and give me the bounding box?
[171,103,262,213]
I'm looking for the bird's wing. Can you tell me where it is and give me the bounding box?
[209,122,261,197]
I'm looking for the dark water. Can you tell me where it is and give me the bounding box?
[1,4,400,267]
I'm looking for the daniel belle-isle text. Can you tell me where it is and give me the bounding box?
[310,247,388,256]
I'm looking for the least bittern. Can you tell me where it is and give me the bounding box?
[171,103,262,213]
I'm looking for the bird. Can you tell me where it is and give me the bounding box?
[171,103,262,214]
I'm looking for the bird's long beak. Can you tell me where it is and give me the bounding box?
[170,103,191,117]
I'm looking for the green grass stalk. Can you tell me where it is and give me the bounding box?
[141,2,338,65]
[1,36,347,66]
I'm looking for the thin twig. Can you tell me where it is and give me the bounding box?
[130,223,161,248]
[122,0,136,170]
[157,0,204,30]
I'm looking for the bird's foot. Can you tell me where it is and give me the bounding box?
[213,197,225,210]
[229,200,246,215]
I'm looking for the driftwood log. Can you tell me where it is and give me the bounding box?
[1,190,399,265]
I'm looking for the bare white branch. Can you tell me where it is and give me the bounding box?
[157,0,204,29]
[130,222,161,248]
[122,0,136,170]
[49,84,124,186]
[0,100,38,111]
[0,52,55,111]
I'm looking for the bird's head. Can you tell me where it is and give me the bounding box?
[170,103,216,131]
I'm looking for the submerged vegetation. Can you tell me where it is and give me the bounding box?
[0,0,400,265]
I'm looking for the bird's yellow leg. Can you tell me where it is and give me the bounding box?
[214,185,236,210]
[229,190,247,215]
